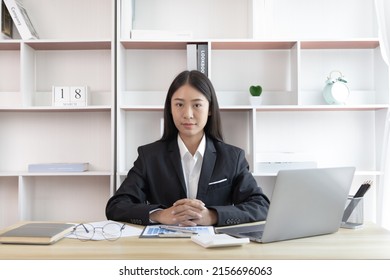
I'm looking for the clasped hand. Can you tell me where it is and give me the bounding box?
[150,198,217,226]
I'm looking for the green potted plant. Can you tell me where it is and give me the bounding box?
[249,85,263,105]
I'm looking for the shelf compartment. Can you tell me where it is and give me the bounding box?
[220,110,254,169]
[18,175,111,221]
[0,46,21,106]
[210,45,298,102]
[272,1,377,39]
[118,46,186,92]
[22,43,113,107]
[122,0,254,40]
[0,111,112,173]
[121,91,166,107]
[22,0,113,40]
[0,176,19,229]
[255,110,379,172]
[299,42,388,106]
[118,110,164,173]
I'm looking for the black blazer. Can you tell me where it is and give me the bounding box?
[106,136,270,226]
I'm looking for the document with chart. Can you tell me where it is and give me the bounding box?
[140,225,215,238]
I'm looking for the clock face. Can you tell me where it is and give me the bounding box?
[330,82,349,103]
[323,80,350,105]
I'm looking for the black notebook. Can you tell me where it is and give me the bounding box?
[0,222,75,245]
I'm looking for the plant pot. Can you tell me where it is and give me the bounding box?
[250,95,263,106]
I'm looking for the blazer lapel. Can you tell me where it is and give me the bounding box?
[167,139,187,195]
[197,137,217,199]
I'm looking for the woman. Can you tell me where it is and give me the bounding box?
[106,70,270,226]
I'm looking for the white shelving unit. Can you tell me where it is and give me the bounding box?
[0,0,115,229]
[1,0,386,229]
[117,0,387,224]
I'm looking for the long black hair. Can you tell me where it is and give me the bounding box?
[160,70,223,142]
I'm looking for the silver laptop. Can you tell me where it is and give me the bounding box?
[216,167,355,243]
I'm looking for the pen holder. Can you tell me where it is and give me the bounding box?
[341,196,364,229]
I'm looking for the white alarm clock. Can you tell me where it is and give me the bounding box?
[322,71,349,105]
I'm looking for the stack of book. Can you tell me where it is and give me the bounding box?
[28,162,89,173]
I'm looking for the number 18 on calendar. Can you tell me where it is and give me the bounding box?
[52,86,89,107]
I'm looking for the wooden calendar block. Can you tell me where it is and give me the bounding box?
[70,86,88,106]
[52,86,89,107]
[52,86,70,106]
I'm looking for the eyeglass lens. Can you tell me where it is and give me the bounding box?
[102,223,123,240]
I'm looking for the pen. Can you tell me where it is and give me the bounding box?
[353,180,372,198]
[159,225,198,234]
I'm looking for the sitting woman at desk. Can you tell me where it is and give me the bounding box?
[106,70,270,227]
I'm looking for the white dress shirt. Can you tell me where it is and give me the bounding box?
[148,134,206,222]
[177,134,206,199]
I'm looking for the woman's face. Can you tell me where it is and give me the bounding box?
[171,84,210,142]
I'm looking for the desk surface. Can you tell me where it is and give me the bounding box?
[1,222,390,260]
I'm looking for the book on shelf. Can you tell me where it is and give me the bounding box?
[28,162,89,173]
[3,0,38,40]
[197,43,208,76]
[186,43,197,71]
[0,222,75,245]
[1,0,12,39]
[186,43,209,76]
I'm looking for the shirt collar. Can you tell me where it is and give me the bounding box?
[177,134,206,159]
